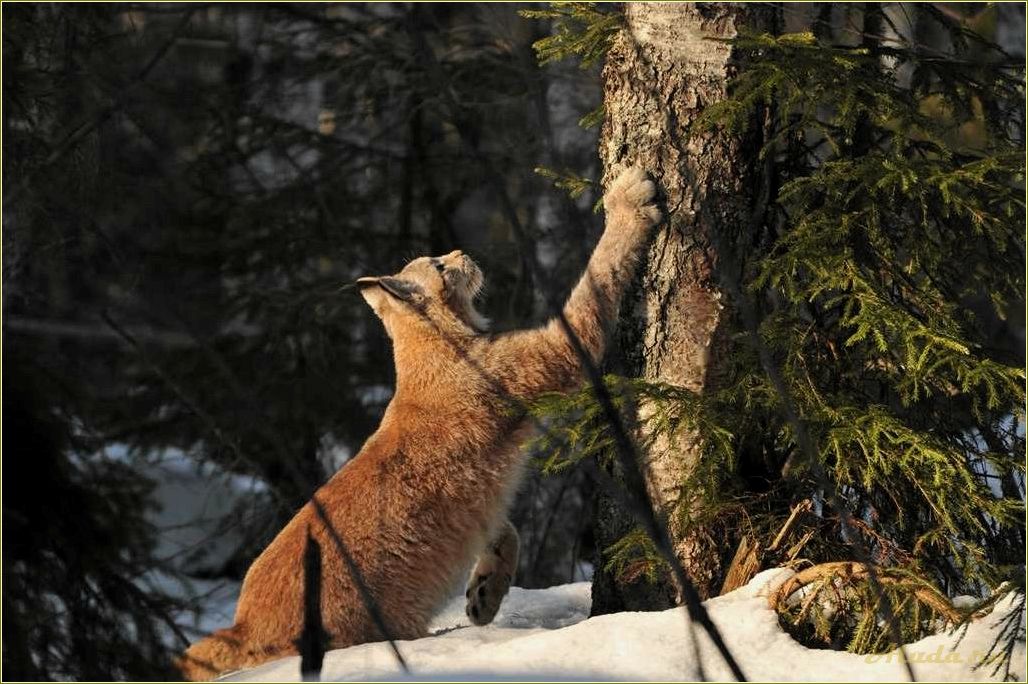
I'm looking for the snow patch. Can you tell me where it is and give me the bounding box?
[142,571,242,641]
[142,450,270,576]
[222,569,1025,682]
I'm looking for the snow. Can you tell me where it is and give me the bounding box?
[142,572,242,641]
[84,443,272,575]
[222,569,1026,682]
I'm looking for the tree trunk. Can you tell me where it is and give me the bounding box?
[592,2,778,614]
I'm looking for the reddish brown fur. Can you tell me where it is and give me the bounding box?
[178,167,660,680]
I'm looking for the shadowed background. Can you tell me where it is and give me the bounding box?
[3,4,606,679]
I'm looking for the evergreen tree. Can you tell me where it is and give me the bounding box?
[2,359,183,680]
[526,1,1025,665]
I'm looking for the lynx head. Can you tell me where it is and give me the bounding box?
[357,250,489,338]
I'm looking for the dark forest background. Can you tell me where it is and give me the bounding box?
[2,3,1025,681]
[4,4,607,678]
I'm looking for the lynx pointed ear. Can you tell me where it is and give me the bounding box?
[356,276,389,315]
[356,276,423,316]
[376,277,422,303]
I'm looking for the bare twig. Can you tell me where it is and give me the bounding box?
[6,316,195,347]
[769,500,813,553]
[297,530,327,682]
[552,308,742,681]
[308,497,410,673]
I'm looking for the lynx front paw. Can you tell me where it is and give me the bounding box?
[604,165,661,228]
[465,520,518,626]
[465,567,512,626]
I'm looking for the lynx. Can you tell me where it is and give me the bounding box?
[178,166,660,680]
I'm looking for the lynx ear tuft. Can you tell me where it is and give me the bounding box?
[355,277,380,291]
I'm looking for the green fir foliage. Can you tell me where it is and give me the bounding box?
[603,527,669,585]
[534,166,595,201]
[528,4,1025,666]
[578,104,606,130]
[519,3,622,69]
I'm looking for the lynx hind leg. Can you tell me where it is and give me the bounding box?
[606,165,661,226]
[465,520,519,626]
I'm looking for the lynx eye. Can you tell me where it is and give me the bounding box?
[433,260,445,273]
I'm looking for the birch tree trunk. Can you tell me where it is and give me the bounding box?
[592,2,778,613]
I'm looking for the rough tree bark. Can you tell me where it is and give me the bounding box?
[592,2,778,614]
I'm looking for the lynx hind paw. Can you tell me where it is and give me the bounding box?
[465,569,512,626]
[606,165,660,226]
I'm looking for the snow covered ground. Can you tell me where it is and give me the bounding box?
[222,569,1025,682]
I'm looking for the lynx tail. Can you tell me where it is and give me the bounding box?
[177,624,249,681]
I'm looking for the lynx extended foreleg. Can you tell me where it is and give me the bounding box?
[484,166,661,399]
